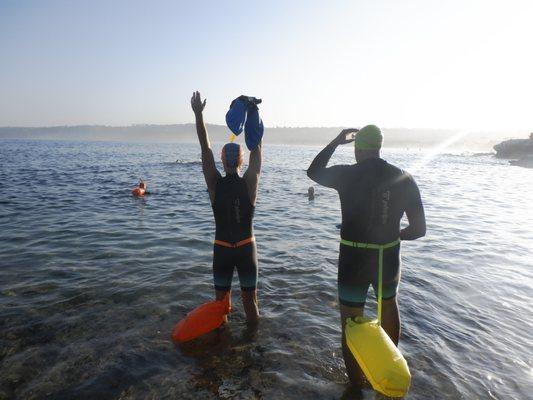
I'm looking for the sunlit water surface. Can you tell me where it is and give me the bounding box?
[0,140,532,399]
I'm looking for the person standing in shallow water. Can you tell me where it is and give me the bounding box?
[307,125,426,386]
[191,91,261,325]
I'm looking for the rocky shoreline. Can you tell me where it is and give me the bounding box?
[494,133,533,168]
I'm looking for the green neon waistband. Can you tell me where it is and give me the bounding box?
[340,238,400,249]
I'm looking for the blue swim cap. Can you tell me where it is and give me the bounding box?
[221,143,244,168]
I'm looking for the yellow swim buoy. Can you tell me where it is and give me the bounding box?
[345,317,411,397]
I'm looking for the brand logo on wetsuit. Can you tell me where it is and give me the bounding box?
[381,190,390,224]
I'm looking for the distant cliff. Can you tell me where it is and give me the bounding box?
[493,133,533,158]
[0,124,202,142]
[0,124,510,149]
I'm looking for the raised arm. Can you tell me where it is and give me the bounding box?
[307,129,358,188]
[244,141,262,206]
[191,91,220,202]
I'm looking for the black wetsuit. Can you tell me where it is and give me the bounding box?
[212,173,257,292]
[307,145,424,306]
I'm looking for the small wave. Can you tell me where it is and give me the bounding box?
[172,160,202,166]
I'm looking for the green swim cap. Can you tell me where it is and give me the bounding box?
[354,125,383,150]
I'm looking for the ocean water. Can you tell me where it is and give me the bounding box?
[0,139,532,400]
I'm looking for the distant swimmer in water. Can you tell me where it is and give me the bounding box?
[132,180,150,196]
[307,125,426,387]
[191,91,261,325]
[308,186,315,200]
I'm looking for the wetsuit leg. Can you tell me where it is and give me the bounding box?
[235,243,259,324]
[337,245,372,384]
[370,245,401,300]
[338,244,401,382]
[235,242,258,291]
[370,246,401,344]
[338,245,371,307]
[213,245,235,292]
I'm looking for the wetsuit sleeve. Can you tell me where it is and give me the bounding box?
[307,144,344,189]
[401,175,426,240]
[405,175,423,209]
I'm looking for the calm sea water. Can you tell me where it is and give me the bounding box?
[0,139,532,400]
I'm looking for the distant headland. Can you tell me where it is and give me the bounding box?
[494,133,533,168]
[0,124,521,150]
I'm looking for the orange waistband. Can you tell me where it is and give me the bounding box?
[214,237,255,248]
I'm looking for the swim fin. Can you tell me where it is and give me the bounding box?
[225,95,263,150]
[244,104,263,151]
[225,96,248,136]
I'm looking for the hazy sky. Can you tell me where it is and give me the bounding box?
[1,0,532,130]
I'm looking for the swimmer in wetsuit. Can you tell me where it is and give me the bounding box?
[191,91,261,325]
[307,125,426,386]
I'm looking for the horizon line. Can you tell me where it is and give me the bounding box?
[1,123,527,134]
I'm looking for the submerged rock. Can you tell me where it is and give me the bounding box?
[509,155,533,168]
[494,133,533,159]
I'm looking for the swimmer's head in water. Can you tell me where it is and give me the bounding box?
[221,142,244,171]
[354,125,383,151]
[139,181,146,189]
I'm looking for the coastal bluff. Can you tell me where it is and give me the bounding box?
[494,133,533,168]
[494,133,533,158]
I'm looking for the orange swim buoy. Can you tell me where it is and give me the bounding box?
[172,294,231,343]
[132,187,145,196]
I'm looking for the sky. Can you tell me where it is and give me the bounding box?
[1,0,532,131]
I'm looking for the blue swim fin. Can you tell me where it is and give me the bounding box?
[225,95,263,150]
[244,104,264,151]
[225,97,248,136]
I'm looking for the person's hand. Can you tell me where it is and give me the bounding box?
[191,91,206,114]
[332,128,359,146]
